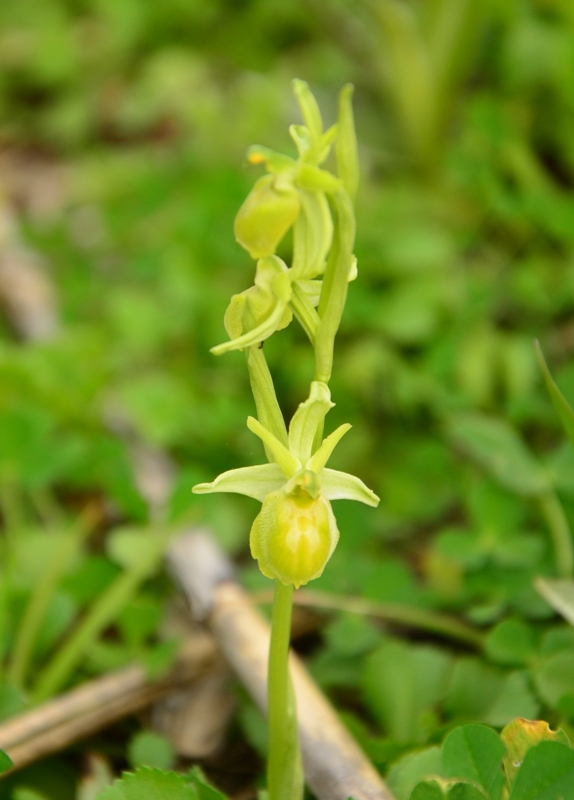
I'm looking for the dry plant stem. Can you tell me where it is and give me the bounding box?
[283,590,485,649]
[0,635,217,773]
[168,531,395,800]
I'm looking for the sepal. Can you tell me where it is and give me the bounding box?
[288,381,334,464]
[192,463,286,502]
[321,468,380,507]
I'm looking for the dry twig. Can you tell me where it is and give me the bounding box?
[0,633,217,772]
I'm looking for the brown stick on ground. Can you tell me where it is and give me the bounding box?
[0,633,217,772]
[167,531,395,800]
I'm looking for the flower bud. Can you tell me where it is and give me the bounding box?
[234,174,300,259]
[250,486,339,588]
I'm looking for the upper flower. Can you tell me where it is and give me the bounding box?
[193,382,379,587]
[210,80,359,358]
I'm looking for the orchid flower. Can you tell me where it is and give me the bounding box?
[193,382,379,587]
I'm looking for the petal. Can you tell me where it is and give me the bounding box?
[306,423,351,472]
[247,416,301,477]
[288,381,334,464]
[321,468,380,507]
[192,463,285,502]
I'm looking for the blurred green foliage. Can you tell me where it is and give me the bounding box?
[3,0,574,796]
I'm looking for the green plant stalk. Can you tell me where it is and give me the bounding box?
[268,580,303,800]
[8,512,94,690]
[539,490,574,579]
[0,480,25,681]
[0,546,9,682]
[290,589,485,649]
[32,525,172,703]
[246,345,288,448]
[247,346,304,796]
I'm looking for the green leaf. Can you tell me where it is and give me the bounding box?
[187,766,228,799]
[485,620,536,667]
[0,684,27,721]
[482,672,539,728]
[387,747,443,800]
[192,463,286,502]
[97,768,198,800]
[442,724,506,800]
[128,732,175,771]
[448,786,489,800]
[13,790,48,800]
[508,741,574,800]
[106,528,159,570]
[447,413,550,496]
[535,648,574,709]
[0,748,12,773]
[535,341,574,450]
[444,659,503,719]
[410,781,447,800]
[363,639,451,743]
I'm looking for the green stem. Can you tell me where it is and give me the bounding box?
[9,510,95,690]
[268,581,303,800]
[539,490,574,578]
[291,589,485,649]
[246,346,288,447]
[0,480,24,682]
[32,526,172,703]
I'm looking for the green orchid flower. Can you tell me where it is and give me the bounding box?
[212,255,293,356]
[193,382,379,588]
[210,81,359,359]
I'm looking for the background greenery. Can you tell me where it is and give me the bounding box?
[3,0,574,797]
